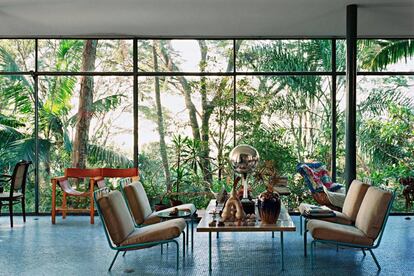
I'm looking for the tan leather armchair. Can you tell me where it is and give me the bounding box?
[308,186,395,271]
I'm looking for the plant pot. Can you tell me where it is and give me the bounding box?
[154,203,168,211]
[257,189,281,224]
[170,198,183,207]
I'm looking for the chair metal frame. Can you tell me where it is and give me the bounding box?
[94,187,183,271]
[310,190,395,271]
[0,160,32,227]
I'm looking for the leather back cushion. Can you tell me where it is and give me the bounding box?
[355,187,392,239]
[97,190,135,245]
[123,181,153,225]
[342,180,370,221]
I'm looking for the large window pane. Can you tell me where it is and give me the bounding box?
[358,39,414,72]
[357,76,414,212]
[0,74,35,212]
[138,40,233,72]
[0,39,35,72]
[237,40,332,72]
[138,76,234,208]
[38,76,133,212]
[236,75,332,209]
[38,39,133,72]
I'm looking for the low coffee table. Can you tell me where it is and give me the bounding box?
[157,210,194,250]
[197,200,296,271]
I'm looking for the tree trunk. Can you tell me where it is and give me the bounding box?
[153,42,172,192]
[198,41,213,184]
[72,40,98,168]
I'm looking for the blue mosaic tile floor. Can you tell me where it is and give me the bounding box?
[0,215,412,275]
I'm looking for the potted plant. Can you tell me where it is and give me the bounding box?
[154,192,169,211]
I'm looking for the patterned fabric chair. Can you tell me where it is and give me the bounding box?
[0,160,32,227]
[94,188,186,271]
[308,186,395,271]
[297,162,345,210]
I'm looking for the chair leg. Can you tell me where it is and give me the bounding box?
[310,240,316,269]
[22,198,26,223]
[173,240,179,270]
[108,251,120,271]
[62,192,67,219]
[9,200,13,228]
[368,249,381,271]
[362,249,366,256]
[90,192,94,224]
[122,251,127,257]
[51,180,56,224]
[182,231,186,258]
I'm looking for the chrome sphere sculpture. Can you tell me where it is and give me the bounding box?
[229,144,260,200]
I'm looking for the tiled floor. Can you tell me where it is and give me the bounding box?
[0,215,412,275]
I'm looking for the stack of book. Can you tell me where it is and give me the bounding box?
[303,205,335,217]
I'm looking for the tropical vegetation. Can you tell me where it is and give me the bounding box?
[0,38,412,212]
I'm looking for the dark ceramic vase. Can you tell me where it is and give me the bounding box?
[257,188,281,224]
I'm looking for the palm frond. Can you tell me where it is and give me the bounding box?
[0,123,25,147]
[68,95,126,126]
[0,114,25,128]
[361,39,414,71]
[0,47,33,90]
[87,143,133,168]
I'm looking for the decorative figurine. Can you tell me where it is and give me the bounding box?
[221,177,245,222]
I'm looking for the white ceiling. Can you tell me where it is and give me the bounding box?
[0,0,413,38]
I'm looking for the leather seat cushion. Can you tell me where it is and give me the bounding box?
[308,219,373,246]
[121,218,186,246]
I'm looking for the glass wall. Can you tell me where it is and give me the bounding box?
[0,38,412,213]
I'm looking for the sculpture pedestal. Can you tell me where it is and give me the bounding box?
[241,198,255,215]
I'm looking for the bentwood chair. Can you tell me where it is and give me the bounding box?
[94,188,186,271]
[308,186,395,271]
[0,160,32,227]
